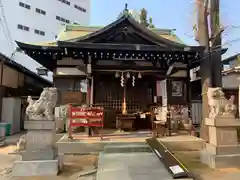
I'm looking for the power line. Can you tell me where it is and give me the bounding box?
[0,0,15,55]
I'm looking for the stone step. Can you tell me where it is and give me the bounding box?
[96,152,179,180]
[103,142,151,153]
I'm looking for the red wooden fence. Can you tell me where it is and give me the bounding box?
[68,104,104,139]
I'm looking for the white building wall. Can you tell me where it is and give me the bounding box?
[0,0,91,80]
[222,74,240,89]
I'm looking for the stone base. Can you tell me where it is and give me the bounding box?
[200,149,240,168]
[24,120,55,130]
[22,149,58,161]
[205,143,240,155]
[205,116,240,127]
[12,156,63,177]
[25,130,56,150]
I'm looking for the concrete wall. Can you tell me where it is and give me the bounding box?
[222,74,240,89]
[0,64,24,88]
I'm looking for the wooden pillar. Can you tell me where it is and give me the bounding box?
[0,60,4,121]
[90,76,94,105]
[52,67,56,87]
[239,85,240,118]
[86,55,92,105]
[187,62,192,121]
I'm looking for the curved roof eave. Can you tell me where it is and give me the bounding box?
[66,14,187,49]
[15,41,61,51]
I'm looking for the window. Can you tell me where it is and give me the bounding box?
[17,24,29,31]
[58,0,70,6]
[19,2,24,7]
[34,29,45,36]
[74,4,86,12]
[36,8,46,15]
[56,16,60,20]
[56,16,70,24]
[55,79,84,92]
[40,31,45,36]
[19,2,30,10]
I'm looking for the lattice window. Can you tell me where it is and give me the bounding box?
[94,77,153,112]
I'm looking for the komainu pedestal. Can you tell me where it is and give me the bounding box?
[201,116,240,168]
[201,87,240,168]
[12,88,63,176]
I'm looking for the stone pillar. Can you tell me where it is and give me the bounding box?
[12,87,63,176]
[201,116,240,168]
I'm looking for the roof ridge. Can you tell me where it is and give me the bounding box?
[65,24,175,32]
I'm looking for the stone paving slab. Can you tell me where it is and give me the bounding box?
[104,143,151,153]
[96,152,175,180]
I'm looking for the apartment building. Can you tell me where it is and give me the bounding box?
[0,0,91,78]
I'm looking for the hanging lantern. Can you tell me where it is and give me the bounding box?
[87,56,92,74]
[126,72,131,78]
[36,66,49,76]
[137,72,142,79]
[87,63,92,74]
[115,71,120,78]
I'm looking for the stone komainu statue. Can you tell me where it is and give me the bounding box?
[207,87,237,119]
[26,87,58,121]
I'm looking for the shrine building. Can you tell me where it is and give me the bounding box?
[16,10,204,129]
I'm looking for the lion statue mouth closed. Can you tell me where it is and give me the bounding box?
[207,87,237,119]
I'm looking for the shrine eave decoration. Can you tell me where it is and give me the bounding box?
[15,14,205,71]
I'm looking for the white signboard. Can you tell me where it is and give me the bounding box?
[169,165,184,174]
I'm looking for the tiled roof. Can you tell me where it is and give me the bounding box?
[222,66,240,75]
[0,53,52,85]
[23,24,184,47]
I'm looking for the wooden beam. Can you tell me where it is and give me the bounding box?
[58,41,203,52]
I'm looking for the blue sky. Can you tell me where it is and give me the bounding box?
[90,0,240,58]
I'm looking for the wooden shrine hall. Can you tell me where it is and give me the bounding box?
[16,11,204,131]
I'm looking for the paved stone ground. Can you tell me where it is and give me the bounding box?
[0,145,97,180]
[161,138,240,180]
[96,152,174,180]
[0,146,21,180]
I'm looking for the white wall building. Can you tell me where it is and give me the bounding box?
[0,0,91,80]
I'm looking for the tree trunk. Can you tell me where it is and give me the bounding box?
[196,0,211,141]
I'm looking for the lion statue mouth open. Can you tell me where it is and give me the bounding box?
[26,87,58,121]
[207,87,237,119]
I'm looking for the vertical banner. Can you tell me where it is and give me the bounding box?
[156,81,161,97]
[162,80,167,106]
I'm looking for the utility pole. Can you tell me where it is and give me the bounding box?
[210,0,222,87]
